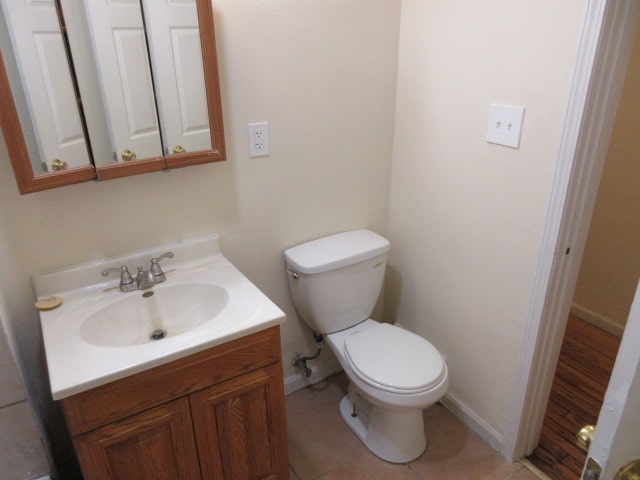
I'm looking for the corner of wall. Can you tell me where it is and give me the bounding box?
[284,356,342,396]
[440,392,505,456]
[570,303,624,337]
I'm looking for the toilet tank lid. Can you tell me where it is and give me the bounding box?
[283,230,390,274]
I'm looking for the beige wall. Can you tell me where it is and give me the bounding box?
[572,25,640,334]
[0,0,401,469]
[386,0,585,441]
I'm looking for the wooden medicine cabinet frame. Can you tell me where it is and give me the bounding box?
[0,0,225,194]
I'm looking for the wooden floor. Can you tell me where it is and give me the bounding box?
[527,314,621,480]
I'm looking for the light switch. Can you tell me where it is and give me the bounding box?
[486,104,525,149]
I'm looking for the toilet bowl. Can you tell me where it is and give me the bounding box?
[325,319,448,462]
[283,229,449,463]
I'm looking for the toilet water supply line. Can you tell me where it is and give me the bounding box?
[292,332,323,377]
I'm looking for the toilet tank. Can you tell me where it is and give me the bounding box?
[283,230,390,334]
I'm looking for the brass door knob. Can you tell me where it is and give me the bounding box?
[121,149,137,162]
[576,425,595,452]
[615,459,640,480]
[172,145,186,154]
[51,159,68,171]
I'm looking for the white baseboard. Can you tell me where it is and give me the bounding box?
[284,357,342,395]
[35,476,51,480]
[570,303,624,337]
[440,391,504,455]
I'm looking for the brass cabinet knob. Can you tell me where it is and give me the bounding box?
[121,149,137,162]
[172,145,186,154]
[51,159,68,171]
[576,425,595,452]
[615,459,640,480]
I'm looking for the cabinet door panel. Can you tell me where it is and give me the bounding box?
[75,397,201,480]
[190,363,288,480]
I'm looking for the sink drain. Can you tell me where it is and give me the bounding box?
[149,329,167,341]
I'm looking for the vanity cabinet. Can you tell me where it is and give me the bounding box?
[61,327,289,480]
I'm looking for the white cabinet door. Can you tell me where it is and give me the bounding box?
[143,0,211,155]
[1,0,91,170]
[84,0,163,162]
[584,279,640,480]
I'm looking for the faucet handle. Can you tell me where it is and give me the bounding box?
[101,266,136,292]
[150,251,174,283]
[135,266,145,282]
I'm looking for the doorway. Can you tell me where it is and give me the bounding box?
[527,317,621,478]
[526,19,640,479]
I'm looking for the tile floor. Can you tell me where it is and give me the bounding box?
[286,373,541,480]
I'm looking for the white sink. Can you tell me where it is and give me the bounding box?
[80,283,229,347]
[33,234,286,400]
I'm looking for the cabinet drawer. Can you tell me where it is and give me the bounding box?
[62,327,281,435]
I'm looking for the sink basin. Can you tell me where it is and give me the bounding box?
[79,283,229,347]
[34,234,286,400]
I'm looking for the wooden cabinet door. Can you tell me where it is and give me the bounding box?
[190,363,289,480]
[75,397,201,480]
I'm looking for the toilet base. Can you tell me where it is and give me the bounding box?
[338,386,427,463]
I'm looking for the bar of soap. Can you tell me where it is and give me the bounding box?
[35,296,62,310]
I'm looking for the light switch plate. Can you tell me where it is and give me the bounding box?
[486,104,525,149]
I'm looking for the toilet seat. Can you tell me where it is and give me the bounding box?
[344,323,445,394]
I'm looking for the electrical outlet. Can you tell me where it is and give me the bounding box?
[486,104,525,149]
[248,122,269,157]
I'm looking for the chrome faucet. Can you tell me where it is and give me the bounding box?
[135,266,156,290]
[102,251,174,292]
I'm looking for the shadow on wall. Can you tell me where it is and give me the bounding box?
[383,265,403,327]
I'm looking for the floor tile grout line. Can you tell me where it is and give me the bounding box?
[305,450,368,480]
[289,462,301,480]
[407,462,426,480]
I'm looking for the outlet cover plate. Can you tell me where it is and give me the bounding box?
[248,122,269,157]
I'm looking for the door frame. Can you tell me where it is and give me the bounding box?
[502,0,640,461]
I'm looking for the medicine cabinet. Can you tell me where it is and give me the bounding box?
[0,0,225,194]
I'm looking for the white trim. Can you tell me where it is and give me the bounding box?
[35,476,51,480]
[284,357,342,395]
[570,303,625,338]
[440,392,503,454]
[502,0,640,461]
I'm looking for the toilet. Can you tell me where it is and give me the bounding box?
[284,229,449,463]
